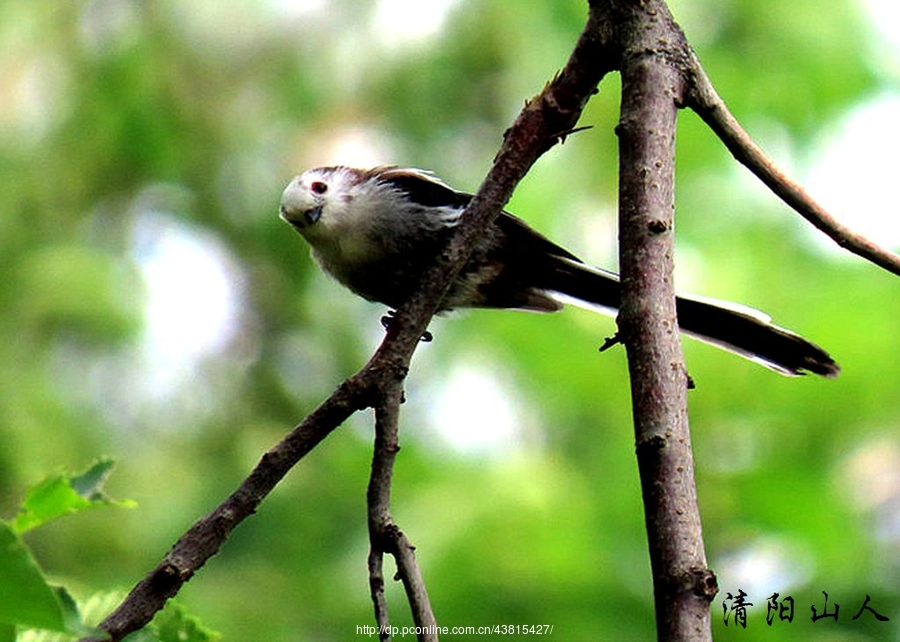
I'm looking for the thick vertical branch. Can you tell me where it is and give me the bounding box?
[613,1,716,640]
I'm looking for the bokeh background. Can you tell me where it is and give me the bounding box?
[2,0,899,639]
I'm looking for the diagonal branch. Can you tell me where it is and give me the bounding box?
[82,6,617,641]
[81,373,374,641]
[685,57,900,277]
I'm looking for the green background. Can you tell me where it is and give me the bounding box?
[1,0,898,639]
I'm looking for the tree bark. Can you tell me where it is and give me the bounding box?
[612,1,717,639]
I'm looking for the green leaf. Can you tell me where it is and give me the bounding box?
[12,477,90,535]
[152,603,221,642]
[0,521,66,631]
[54,586,94,638]
[69,459,117,502]
[12,459,136,534]
[116,603,221,642]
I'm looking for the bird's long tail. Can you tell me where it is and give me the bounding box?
[542,257,839,377]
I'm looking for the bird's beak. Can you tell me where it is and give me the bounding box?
[280,205,322,230]
[304,205,323,226]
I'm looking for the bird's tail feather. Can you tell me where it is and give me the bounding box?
[542,257,839,377]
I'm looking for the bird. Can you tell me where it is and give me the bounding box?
[279,165,839,378]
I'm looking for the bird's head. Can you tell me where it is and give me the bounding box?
[280,166,355,234]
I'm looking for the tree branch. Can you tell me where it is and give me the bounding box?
[685,55,900,277]
[367,382,437,640]
[81,374,373,641]
[611,0,717,639]
[367,393,399,641]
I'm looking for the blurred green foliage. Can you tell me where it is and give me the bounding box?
[0,460,211,641]
[1,0,898,640]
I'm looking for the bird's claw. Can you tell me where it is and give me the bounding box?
[381,312,433,342]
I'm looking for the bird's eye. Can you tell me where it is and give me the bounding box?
[310,181,328,195]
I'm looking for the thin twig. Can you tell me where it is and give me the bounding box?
[367,391,396,641]
[685,58,900,277]
[368,384,438,640]
[368,549,390,641]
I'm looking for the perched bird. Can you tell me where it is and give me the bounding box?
[279,165,839,378]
